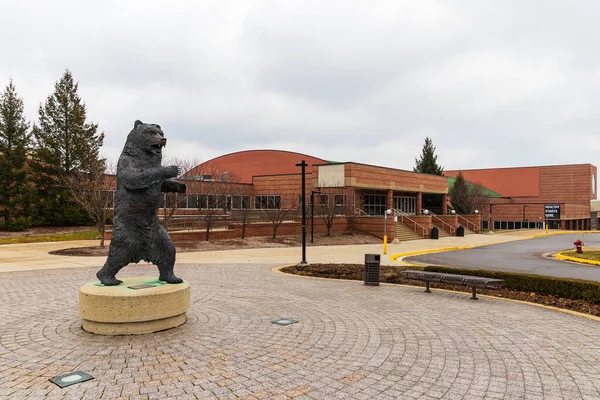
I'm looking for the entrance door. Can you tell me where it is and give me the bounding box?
[394,196,416,215]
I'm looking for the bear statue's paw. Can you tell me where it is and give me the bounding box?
[159,274,184,284]
[96,272,123,286]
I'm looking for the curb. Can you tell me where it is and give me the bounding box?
[556,252,600,266]
[389,247,470,265]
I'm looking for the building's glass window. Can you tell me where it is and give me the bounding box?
[334,194,346,206]
[231,195,250,209]
[394,196,416,215]
[188,194,199,208]
[255,195,282,209]
[363,194,386,215]
[319,194,329,205]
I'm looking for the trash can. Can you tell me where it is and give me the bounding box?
[364,254,380,286]
[430,226,439,240]
[456,225,465,237]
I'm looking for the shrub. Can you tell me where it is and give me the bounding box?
[423,266,600,303]
[5,216,31,232]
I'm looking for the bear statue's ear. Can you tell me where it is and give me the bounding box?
[155,124,161,130]
[134,120,143,128]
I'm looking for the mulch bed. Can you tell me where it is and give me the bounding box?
[282,263,600,317]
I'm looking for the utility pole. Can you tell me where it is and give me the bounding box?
[296,160,308,265]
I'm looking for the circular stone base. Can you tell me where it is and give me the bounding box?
[79,277,190,335]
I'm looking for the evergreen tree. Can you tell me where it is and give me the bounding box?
[414,137,444,175]
[449,171,486,214]
[449,171,469,213]
[0,79,32,230]
[31,69,104,226]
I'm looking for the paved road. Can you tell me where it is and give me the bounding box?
[406,233,600,281]
[2,263,600,399]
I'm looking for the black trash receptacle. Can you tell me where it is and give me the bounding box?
[364,254,380,286]
[430,226,439,239]
[456,225,465,237]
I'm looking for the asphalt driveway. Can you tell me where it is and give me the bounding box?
[405,233,600,281]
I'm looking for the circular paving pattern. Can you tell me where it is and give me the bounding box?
[1,263,600,399]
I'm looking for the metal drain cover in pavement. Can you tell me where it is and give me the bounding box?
[50,371,94,388]
[271,318,298,326]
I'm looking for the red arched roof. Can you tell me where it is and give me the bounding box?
[186,150,330,183]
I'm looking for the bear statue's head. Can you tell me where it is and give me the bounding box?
[123,120,167,158]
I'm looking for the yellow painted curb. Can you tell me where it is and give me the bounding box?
[533,230,600,238]
[556,252,600,266]
[271,265,600,323]
[389,247,471,263]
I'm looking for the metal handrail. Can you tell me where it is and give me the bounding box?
[427,211,455,234]
[393,209,429,238]
[457,214,480,233]
[354,208,371,217]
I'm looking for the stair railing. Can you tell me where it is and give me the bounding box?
[393,209,429,238]
[354,208,371,217]
[427,211,455,234]
[456,213,480,233]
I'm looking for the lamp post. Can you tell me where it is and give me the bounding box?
[296,160,308,265]
[383,209,392,254]
[310,189,321,243]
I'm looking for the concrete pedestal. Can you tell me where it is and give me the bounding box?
[79,277,190,335]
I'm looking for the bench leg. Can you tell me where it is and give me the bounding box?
[471,287,478,300]
[424,281,431,293]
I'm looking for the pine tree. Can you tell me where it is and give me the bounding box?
[0,79,32,230]
[449,171,486,214]
[414,137,444,175]
[31,70,105,226]
[449,171,469,213]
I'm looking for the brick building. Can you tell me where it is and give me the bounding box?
[178,150,477,241]
[445,164,597,230]
[104,151,596,241]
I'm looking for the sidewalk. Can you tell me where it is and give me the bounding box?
[0,230,543,273]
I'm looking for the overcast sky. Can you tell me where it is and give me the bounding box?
[1,1,599,171]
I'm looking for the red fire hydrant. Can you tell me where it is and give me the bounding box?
[574,239,584,253]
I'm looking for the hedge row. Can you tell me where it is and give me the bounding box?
[423,266,600,303]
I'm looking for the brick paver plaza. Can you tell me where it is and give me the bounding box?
[2,261,600,399]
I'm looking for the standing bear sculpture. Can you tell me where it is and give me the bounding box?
[96,120,186,286]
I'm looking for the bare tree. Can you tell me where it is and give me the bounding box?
[62,158,114,247]
[257,187,297,239]
[344,193,357,233]
[317,189,346,236]
[190,165,237,241]
[159,156,201,230]
[229,183,253,239]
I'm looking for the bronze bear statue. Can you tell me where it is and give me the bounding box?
[96,120,186,286]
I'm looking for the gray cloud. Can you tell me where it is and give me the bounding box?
[1,0,599,176]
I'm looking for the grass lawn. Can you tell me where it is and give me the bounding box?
[561,250,600,262]
[0,230,100,245]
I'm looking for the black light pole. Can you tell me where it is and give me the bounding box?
[311,189,321,243]
[296,160,308,265]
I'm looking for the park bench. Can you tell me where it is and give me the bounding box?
[400,270,504,300]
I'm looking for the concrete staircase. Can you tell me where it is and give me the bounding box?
[394,223,425,242]
[432,224,451,238]
[462,226,476,235]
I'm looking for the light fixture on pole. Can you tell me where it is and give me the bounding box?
[383,209,392,254]
[310,189,321,244]
[450,209,456,215]
[296,160,308,265]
